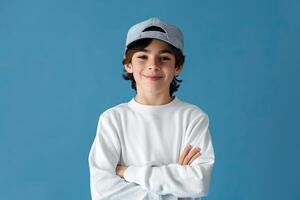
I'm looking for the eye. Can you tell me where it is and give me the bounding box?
[160,56,171,61]
[137,55,147,60]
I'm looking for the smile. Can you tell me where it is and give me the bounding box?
[144,75,163,81]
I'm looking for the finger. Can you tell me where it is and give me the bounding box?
[116,165,123,174]
[177,144,192,164]
[116,167,120,176]
[183,147,201,165]
[187,152,201,165]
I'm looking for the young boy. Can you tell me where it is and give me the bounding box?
[88,17,215,200]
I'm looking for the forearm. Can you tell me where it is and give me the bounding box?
[120,125,215,198]
[90,168,157,200]
[123,160,214,197]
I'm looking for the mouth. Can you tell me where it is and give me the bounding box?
[144,75,163,81]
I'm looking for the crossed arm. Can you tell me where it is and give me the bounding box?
[116,144,201,178]
[89,113,214,199]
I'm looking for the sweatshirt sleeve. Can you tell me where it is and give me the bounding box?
[123,113,215,198]
[88,114,158,200]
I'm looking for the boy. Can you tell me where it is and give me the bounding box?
[88,17,215,200]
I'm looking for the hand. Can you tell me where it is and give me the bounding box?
[177,144,201,165]
[116,164,128,178]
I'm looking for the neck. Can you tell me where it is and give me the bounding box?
[134,92,174,105]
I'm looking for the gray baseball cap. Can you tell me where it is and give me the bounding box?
[125,17,184,54]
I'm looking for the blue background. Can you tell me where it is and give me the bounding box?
[1,0,299,199]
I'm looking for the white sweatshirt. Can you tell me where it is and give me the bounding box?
[88,97,215,200]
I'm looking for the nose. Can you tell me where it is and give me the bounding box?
[147,57,160,71]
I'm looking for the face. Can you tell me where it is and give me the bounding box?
[124,39,182,96]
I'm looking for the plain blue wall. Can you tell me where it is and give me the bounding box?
[1,0,299,199]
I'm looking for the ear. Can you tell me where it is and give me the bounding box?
[175,65,183,76]
[124,62,133,73]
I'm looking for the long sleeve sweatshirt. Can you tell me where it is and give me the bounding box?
[88,97,215,200]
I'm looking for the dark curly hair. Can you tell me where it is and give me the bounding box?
[122,30,185,96]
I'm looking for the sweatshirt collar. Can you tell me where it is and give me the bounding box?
[128,96,180,112]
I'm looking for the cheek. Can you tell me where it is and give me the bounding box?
[165,66,177,76]
[131,67,143,80]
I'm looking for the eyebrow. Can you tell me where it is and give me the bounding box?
[138,49,173,54]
